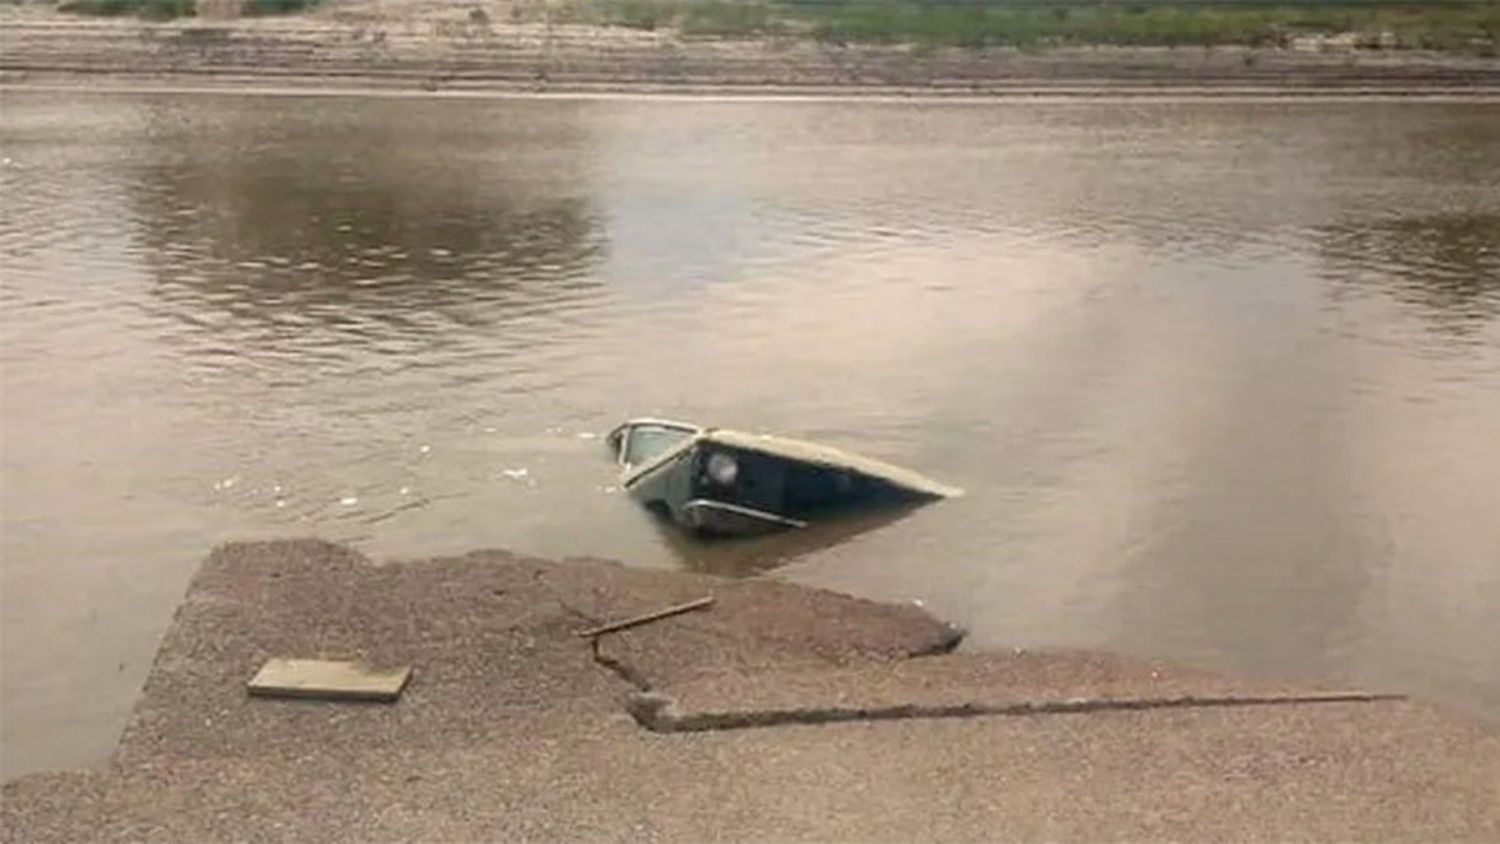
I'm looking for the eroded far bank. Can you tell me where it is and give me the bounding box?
[4,3,1500,95]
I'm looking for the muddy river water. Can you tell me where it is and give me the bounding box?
[2,91,1498,776]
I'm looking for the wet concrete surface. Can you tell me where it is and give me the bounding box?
[3,539,1498,841]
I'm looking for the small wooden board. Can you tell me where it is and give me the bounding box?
[247,658,411,702]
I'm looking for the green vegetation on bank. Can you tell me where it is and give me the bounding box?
[56,0,317,20]
[552,1,1499,52]
[45,0,1498,53]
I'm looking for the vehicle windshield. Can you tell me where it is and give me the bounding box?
[620,424,696,467]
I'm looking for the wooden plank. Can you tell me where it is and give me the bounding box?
[247,658,411,702]
[576,596,715,638]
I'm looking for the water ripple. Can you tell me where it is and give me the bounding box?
[4,93,1500,778]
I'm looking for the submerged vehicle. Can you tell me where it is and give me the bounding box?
[606,419,961,537]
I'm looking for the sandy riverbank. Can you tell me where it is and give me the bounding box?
[4,3,1500,95]
[3,539,1498,841]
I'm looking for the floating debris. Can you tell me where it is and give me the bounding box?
[501,468,529,480]
[399,486,412,496]
[418,445,431,455]
[340,496,359,506]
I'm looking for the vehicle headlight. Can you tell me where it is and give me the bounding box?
[706,452,739,486]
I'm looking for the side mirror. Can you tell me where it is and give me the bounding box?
[615,427,632,466]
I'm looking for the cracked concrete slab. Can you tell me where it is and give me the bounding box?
[105,540,959,769]
[589,577,963,690]
[112,541,633,769]
[4,539,1498,843]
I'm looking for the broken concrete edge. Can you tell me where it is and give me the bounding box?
[626,690,1411,734]
[11,536,1446,792]
[585,613,967,697]
[581,591,962,693]
[124,539,1412,741]
[903,620,965,656]
[591,639,653,692]
[119,537,965,716]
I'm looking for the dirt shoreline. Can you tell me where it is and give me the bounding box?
[8,73,1500,101]
[4,6,1500,96]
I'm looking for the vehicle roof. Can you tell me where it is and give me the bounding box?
[615,420,962,499]
[702,429,963,499]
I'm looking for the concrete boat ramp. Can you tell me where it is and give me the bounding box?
[4,539,1498,841]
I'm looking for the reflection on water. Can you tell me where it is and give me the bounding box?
[1321,213,1500,330]
[2,92,1499,778]
[650,505,924,578]
[131,98,608,392]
